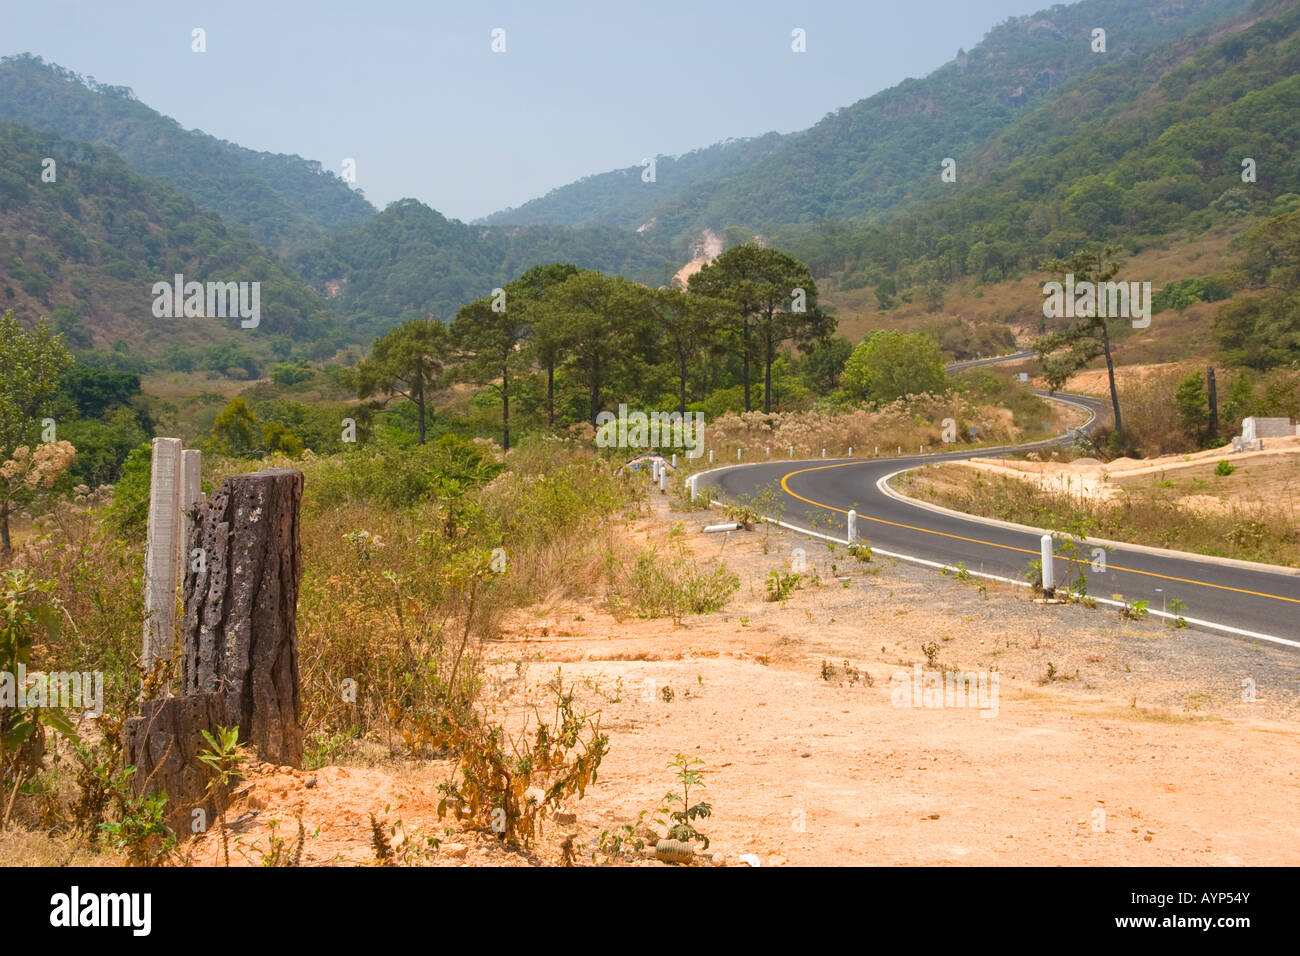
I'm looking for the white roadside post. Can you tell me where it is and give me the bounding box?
[874,446,878,456]
[659,469,666,493]
[671,453,677,468]
[688,475,698,501]
[848,447,852,457]
[143,438,183,673]
[821,448,826,457]
[1040,533,1056,599]
[789,446,794,458]
[737,448,742,462]
[847,509,857,543]
[709,449,714,464]
[766,447,770,458]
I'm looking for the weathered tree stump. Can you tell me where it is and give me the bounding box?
[123,691,229,831]
[181,468,304,767]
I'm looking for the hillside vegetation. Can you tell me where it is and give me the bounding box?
[0,55,376,252]
[777,0,1300,305]
[480,0,1253,247]
[0,121,339,369]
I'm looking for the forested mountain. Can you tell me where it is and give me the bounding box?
[480,0,1254,245]
[0,55,376,252]
[289,198,679,338]
[772,0,1300,298]
[477,133,787,230]
[0,121,339,371]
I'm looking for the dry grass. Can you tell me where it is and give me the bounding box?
[901,461,1300,567]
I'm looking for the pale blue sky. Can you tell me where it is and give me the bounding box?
[4,0,1052,221]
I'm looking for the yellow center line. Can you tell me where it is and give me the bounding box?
[778,461,1300,606]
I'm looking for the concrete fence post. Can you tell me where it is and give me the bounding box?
[143,438,183,673]
[179,449,202,577]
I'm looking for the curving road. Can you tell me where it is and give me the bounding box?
[696,366,1300,647]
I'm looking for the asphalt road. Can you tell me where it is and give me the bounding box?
[696,384,1300,647]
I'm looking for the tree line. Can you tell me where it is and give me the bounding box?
[356,245,833,449]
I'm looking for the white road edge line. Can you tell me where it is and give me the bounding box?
[876,468,1300,578]
[688,430,1298,649]
[718,505,1300,649]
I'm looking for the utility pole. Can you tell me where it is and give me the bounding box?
[1207,367,1219,442]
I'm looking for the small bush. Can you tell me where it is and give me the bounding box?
[611,542,740,623]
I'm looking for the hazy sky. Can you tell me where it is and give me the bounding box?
[4,0,1054,222]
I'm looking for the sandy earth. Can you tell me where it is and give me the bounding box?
[1062,362,1204,396]
[182,491,1300,867]
[671,229,724,288]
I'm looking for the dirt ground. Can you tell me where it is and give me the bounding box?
[177,490,1300,867]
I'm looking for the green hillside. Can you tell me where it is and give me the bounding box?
[0,54,376,252]
[289,198,680,338]
[774,0,1300,299]
[479,0,1253,246]
[477,133,787,230]
[0,120,340,373]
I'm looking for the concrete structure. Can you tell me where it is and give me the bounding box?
[1232,417,1294,452]
[1242,417,1293,441]
[179,449,202,576]
[143,438,183,671]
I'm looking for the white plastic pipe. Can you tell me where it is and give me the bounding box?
[703,523,743,533]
